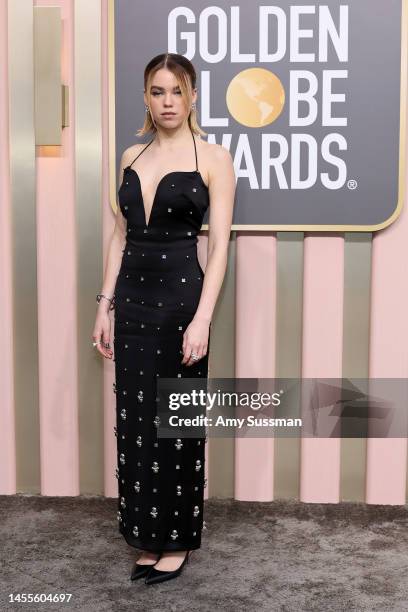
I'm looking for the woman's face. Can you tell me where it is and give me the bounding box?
[145,68,196,128]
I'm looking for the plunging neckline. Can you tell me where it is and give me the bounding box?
[125,166,207,228]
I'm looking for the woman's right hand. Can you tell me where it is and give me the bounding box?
[92,310,114,359]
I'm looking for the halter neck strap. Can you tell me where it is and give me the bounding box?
[128,127,198,172]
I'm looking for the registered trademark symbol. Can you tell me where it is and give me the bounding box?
[347,179,358,190]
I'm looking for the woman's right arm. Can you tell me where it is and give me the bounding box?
[92,150,129,359]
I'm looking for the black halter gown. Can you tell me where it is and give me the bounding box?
[113,128,210,552]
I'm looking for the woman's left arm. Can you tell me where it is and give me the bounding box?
[182,144,236,366]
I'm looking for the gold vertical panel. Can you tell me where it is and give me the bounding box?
[33,7,62,145]
[208,233,236,498]
[274,233,304,499]
[340,235,372,502]
[75,0,104,494]
[8,0,40,493]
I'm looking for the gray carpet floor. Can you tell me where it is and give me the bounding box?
[1,495,407,611]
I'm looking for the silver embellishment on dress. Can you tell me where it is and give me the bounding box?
[134,481,141,493]
[176,464,180,469]
[119,453,125,465]
[132,525,139,536]
[138,390,144,403]
[136,435,142,447]
[177,373,182,378]
[202,521,207,530]
[126,298,130,302]
[193,531,197,536]
[175,439,183,450]
[192,187,197,192]
[170,529,178,540]
[204,478,208,488]
[171,184,175,187]
[168,208,172,212]
[150,507,158,518]
[140,370,144,375]
[125,344,128,348]
[153,487,157,493]
[140,276,144,281]
[152,461,159,473]
[117,511,122,522]
[120,497,126,508]
[157,349,161,354]
[157,302,163,307]
[178,326,183,330]
[152,533,156,537]
[161,254,167,259]
[187,231,192,236]
[193,505,200,517]
[124,206,128,210]
[195,459,202,471]
[174,510,179,516]
[181,278,186,282]
[176,485,182,496]
[127,251,131,255]
[115,467,119,479]
[140,323,145,328]
[154,416,161,427]
[120,409,126,420]
[122,390,127,395]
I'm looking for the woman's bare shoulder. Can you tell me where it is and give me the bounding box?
[120,143,146,167]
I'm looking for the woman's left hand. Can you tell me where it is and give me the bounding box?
[181,315,210,366]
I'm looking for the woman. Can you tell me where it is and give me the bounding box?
[92,52,235,585]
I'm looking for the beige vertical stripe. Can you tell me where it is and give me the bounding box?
[340,233,372,502]
[9,0,40,493]
[274,232,304,500]
[207,233,236,499]
[75,0,104,494]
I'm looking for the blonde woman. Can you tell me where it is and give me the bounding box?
[93,52,235,585]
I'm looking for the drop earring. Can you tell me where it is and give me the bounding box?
[191,103,196,110]
[145,105,150,113]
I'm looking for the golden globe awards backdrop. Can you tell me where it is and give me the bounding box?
[109,0,407,231]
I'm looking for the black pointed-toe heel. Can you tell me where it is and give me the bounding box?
[130,553,162,581]
[144,550,192,585]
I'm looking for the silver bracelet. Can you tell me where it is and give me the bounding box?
[96,293,115,310]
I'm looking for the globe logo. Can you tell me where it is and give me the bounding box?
[226,68,285,128]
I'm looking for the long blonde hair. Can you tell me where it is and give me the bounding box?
[135,53,207,138]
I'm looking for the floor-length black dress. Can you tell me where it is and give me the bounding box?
[113,128,210,552]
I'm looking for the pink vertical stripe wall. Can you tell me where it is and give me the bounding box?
[0,0,16,494]
[1,2,407,505]
[36,0,79,495]
[366,92,408,504]
[235,234,276,501]
[300,235,344,503]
